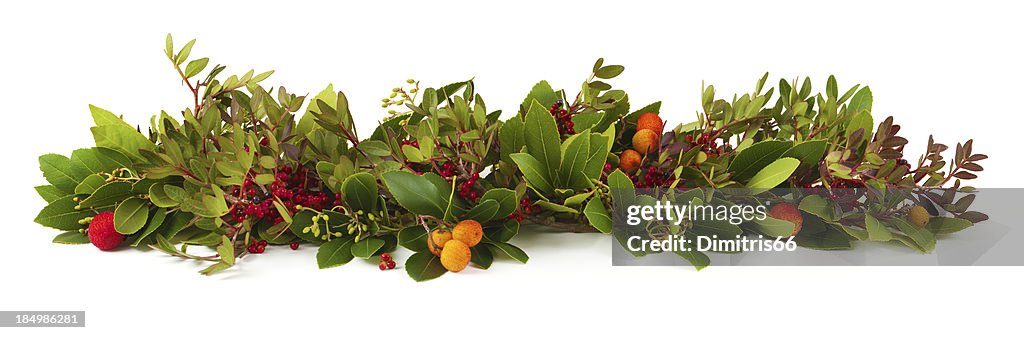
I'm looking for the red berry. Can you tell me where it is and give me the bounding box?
[379,262,388,271]
[386,261,396,269]
[380,252,392,262]
[87,211,123,251]
[290,242,299,250]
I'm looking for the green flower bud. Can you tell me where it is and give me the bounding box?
[406,79,415,84]
[392,87,400,92]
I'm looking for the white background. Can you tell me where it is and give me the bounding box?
[2,1,1022,338]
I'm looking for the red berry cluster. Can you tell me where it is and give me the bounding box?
[457,172,481,202]
[508,197,538,222]
[248,240,268,254]
[633,166,677,188]
[378,252,396,271]
[227,165,340,225]
[439,162,457,178]
[399,139,420,149]
[686,131,722,155]
[550,100,575,136]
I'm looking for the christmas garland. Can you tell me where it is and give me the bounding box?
[33,36,988,280]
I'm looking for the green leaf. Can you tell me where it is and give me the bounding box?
[751,216,797,237]
[405,252,447,282]
[35,185,65,203]
[381,171,449,218]
[470,246,494,269]
[606,169,635,207]
[78,181,133,208]
[480,188,517,219]
[216,236,235,266]
[317,237,355,269]
[926,217,973,235]
[463,199,502,222]
[498,117,526,164]
[486,241,529,263]
[358,140,391,157]
[35,196,94,230]
[523,99,561,181]
[746,158,800,195]
[149,184,183,208]
[350,238,386,259]
[559,132,591,189]
[781,140,827,169]
[891,217,936,253]
[89,106,155,162]
[847,111,873,140]
[184,57,209,78]
[583,132,611,181]
[39,154,87,193]
[519,80,559,114]
[53,231,90,245]
[486,220,520,243]
[175,39,195,65]
[398,226,429,253]
[728,140,794,181]
[864,214,892,241]
[74,174,107,195]
[534,200,577,214]
[131,208,167,247]
[91,125,156,162]
[510,153,554,194]
[583,199,613,234]
[798,195,835,221]
[595,65,625,79]
[847,86,873,114]
[342,172,379,212]
[113,197,149,234]
[794,227,853,250]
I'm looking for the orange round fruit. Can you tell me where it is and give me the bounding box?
[768,202,804,236]
[427,229,453,256]
[636,112,664,134]
[908,205,930,229]
[632,129,660,154]
[619,149,642,173]
[440,239,471,272]
[453,220,483,247]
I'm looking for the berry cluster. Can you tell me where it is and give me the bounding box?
[457,172,481,201]
[247,240,268,254]
[632,166,678,188]
[550,100,575,136]
[686,131,721,155]
[508,197,538,222]
[227,165,340,225]
[398,139,420,149]
[378,252,396,271]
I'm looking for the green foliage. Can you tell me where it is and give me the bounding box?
[29,37,988,277]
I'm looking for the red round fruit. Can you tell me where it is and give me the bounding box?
[379,262,388,271]
[290,242,299,250]
[386,261,396,269]
[87,211,123,251]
